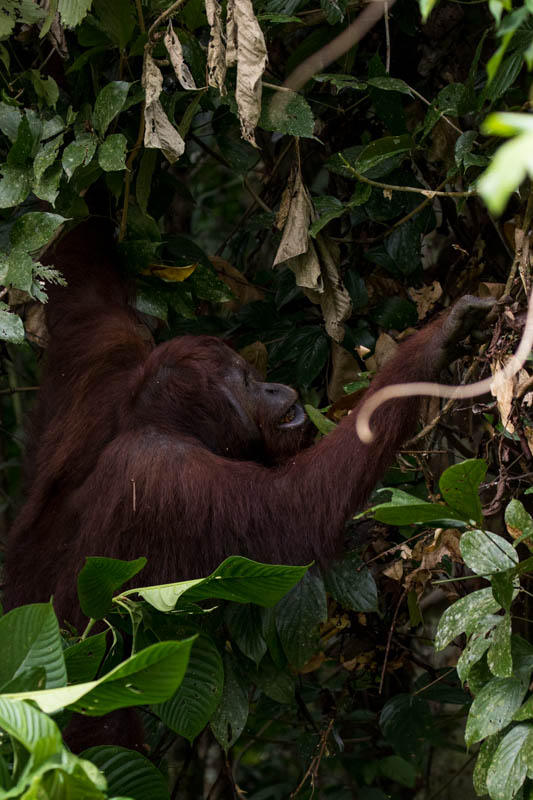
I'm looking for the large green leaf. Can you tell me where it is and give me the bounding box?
[98,134,127,172]
[276,571,327,668]
[435,588,501,651]
[210,652,249,751]
[0,698,62,770]
[155,635,223,743]
[10,212,66,252]
[64,632,108,683]
[460,529,517,576]
[77,556,147,619]
[131,557,309,612]
[92,81,130,136]
[324,552,378,612]
[3,638,195,715]
[465,677,528,745]
[486,723,533,800]
[505,499,533,548]
[0,310,24,343]
[439,459,486,524]
[259,91,315,138]
[0,603,66,690]
[83,746,169,800]
[370,487,465,525]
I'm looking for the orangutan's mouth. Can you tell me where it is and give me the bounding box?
[278,402,306,430]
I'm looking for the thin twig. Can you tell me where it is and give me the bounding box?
[147,0,188,42]
[379,588,406,694]
[340,156,475,198]
[289,717,335,798]
[119,105,146,243]
[384,0,391,73]
[0,385,39,396]
[135,0,146,33]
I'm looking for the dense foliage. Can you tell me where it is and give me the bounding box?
[2,0,533,797]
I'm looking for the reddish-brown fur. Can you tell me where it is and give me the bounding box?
[4,222,486,628]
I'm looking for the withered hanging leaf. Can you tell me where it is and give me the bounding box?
[231,0,268,146]
[225,0,237,67]
[309,234,352,342]
[164,21,197,91]
[205,0,227,93]
[273,167,322,291]
[142,51,185,163]
[273,167,352,342]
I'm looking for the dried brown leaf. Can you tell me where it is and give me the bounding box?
[164,21,197,91]
[205,0,227,93]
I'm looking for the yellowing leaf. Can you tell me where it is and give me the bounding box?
[141,263,198,282]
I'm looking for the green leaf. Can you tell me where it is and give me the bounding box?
[371,487,463,525]
[58,0,94,28]
[293,328,329,387]
[34,160,62,204]
[136,148,157,214]
[355,134,413,175]
[486,723,533,800]
[226,604,267,665]
[488,616,513,678]
[477,131,533,216]
[0,603,66,689]
[505,499,533,547]
[258,13,303,23]
[439,459,486,524]
[98,133,127,172]
[380,694,432,760]
[93,0,135,49]
[419,0,440,22]
[0,0,44,39]
[77,556,147,619]
[30,69,59,108]
[276,571,327,668]
[370,296,418,330]
[457,632,493,684]
[10,212,66,252]
[93,81,130,136]
[211,652,249,751]
[379,755,416,788]
[324,552,378,611]
[366,77,413,95]
[5,250,33,292]
[492,571,515,611]
[304,404,337,435]
[8,114,37,165]
[460,529,517,576]
[33,133,64,182]
[62,133,97,179]
[0,697,61,769]
[313,73,366,91]
[155,635,223,743]
[65,632,108,683]
[0,164,32,207]
[435,588,501,651]
[83,746,170,800]
[465,677,528,745]
[260,91,315,138]
[133,557,309,612]
[0,102,21,140]
[309,195,345,237]
[473,733,504,796]
[250,655,295,704]
[189,262,233,303]
[0,309,24,343]
[4,638,195,715]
